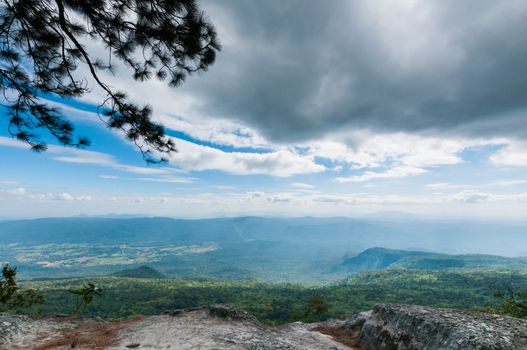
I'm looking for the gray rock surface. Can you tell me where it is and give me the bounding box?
[110,306,349,350]
[0,313,76,349]
[0,307,349,350]
[208,303,259,322]
[339,304,527,350]
[2,304,527,349]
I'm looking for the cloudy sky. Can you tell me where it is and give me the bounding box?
[2,0,527,219]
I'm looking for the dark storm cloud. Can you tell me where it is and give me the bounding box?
[184,0,527,142]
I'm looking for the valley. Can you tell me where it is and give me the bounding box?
[2,217,527,283]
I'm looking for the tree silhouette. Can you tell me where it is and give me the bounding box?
[0,0,220,162]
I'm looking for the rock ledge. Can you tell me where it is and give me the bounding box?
[2,304,527,349]
[337,303,527,350]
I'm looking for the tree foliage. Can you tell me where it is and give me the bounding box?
[19,270,527,324]
[68,282,102,315]
[303,293,329,322]
[484,285,527,319]
[0,264,45,310]
[0,0,220,162]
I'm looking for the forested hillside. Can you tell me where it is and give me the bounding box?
[335,247,527,274]
[17,269,527,325]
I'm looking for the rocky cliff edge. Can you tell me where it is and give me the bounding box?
[1,303,527,350]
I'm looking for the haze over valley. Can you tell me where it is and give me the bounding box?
[3,216,527,283]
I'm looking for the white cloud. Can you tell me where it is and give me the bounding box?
[0,136,186,179]
[168,138,325,177]
[304,131,484,169]
[113,164,174,176]
[157,117,479,179]
[312,194,358,205]
[490,141,527,167]
[445,190,491,203]
[0,114,509,184]
[0,137,29,149]
[99,175,119,179]
[239,191,438,206]
[246,191,265,199]
[7,188,27,195]
[0,134,324,179]
[52,149,115,165]
[137,176,194,184]
[488,179,527,187]
[4,187,527,220]
[1,187,93,202]
[425,183,468,190]
[444,190,527,203]
[161,115,270,149]
[336,166,427,183]
[213,185,236,190]
[52,148,173,175]
[266,193,294,203]
[57,193,75,201]
[291,182,315,189]
[100,174,192,183]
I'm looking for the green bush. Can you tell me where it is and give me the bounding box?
[483,285,527,318]
[0,264,45,311]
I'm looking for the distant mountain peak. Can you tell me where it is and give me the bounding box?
[335,247,527,274]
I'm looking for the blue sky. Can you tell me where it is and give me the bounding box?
[2,101,527,220]
[1,0,527,219]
